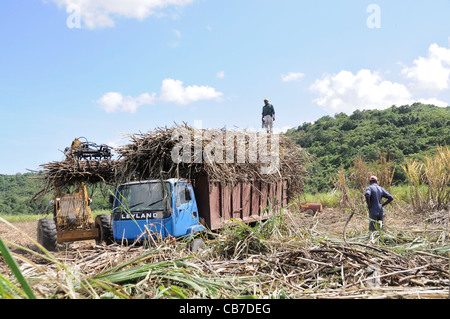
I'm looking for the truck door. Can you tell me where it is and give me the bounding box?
[172,183,199,237]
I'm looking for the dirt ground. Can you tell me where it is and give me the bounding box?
[1,221,38,248]
[0,218,99,274]
[293,205,429,237]
[0,219,98,252]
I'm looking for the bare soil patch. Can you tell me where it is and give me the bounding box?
[0,220,97,261]
[292,205,427,237]
[0,221,38,248]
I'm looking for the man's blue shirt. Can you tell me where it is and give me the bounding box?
[365,183,393,216]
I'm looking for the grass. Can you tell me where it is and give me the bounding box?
[0,238,36,299]
[402,145,450,213]
[296,191,340,208]
[0,210,111,223]
[297,185,414,210]
[1,203,449,299]
[0,214,48,223]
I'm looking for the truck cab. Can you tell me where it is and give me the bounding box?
[111,179,205,242]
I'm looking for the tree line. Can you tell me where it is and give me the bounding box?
[0,173,112,215]
[285,103,450,192]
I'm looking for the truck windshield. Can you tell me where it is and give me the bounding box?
[113,182,171,212]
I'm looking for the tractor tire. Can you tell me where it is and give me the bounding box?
[95,214,114,245]
[37,218,57,251]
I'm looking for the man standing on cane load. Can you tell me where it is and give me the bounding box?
[261,99,275,133]
[365,176,394,231]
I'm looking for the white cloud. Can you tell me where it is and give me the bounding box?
[281,72,304,82]
[310,67,448,114]
[273,126,293,134]
[402,43,450,91]
[417,98,448,108]
[160,78,223,105]
[97,92,156,113]
[98,78,223,113]
[52,0,194,29]
[310,69,413,114]
[173,29,181,38]
[216,71,225,79]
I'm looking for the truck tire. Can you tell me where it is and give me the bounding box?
[37,218,57,251]
[95,214,114,245]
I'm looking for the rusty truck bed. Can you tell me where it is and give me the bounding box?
[193,175,289,230]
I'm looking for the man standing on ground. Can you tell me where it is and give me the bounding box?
[262,99,275,133]
[364,176,394,231]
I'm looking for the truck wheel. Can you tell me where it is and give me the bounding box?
[95,214,114,245]
[37,218,57,251]
[189,238,206,253]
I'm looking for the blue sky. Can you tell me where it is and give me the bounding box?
[1,0,449,175]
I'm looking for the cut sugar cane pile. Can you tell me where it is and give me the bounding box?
[31,158,119,200]
[115,124,310,195]
[33,124,309,199]
[41,159,118,187]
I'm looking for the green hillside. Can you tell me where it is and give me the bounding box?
[286,103,450,192]
[0,173,44,215]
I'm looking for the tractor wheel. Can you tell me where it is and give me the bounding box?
[37,218,57,251]
[95,214,114,245]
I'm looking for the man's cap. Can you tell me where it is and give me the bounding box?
[369,176,378,181]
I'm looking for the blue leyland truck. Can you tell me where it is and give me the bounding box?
[97,175,290,248]
[109,178,205,247]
